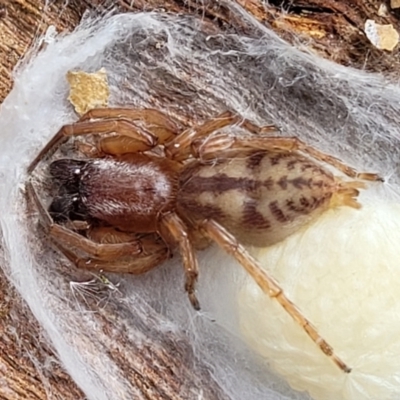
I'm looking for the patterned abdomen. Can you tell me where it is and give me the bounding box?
[178,151,337,247]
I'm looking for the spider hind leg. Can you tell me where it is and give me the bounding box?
[201,218,351,373]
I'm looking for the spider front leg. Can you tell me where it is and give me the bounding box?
[77,108,183,157]
[192,133,382,182]
[27,182,142,261]
[165,111,277,161]
[56,231,170,275]
[159,212,200,310]
[28,108,180,173]
[202,219,351,373]
[79,108,181,143]
[28,118,157,173]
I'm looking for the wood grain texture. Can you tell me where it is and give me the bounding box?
[0,0,398,399]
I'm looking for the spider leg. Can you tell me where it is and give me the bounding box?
[54,235,170,275]
[192,133,382,182]
[201,219,351,373]
[159,212,200,310]
[26,182,141,261]
[28,118,158,174]
[79,107,180,143]
[165,111,277,161]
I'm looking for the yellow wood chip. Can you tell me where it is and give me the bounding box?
[365,20,399,51]
[67,68,109,116]
[391,0,400,9]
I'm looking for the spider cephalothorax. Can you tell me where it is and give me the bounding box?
[27,108,381,373]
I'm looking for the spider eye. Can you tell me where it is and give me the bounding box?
[49,159,87,187]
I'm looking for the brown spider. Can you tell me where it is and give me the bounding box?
[26,108,381,373]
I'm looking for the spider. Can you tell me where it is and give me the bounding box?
[26,108,381,373]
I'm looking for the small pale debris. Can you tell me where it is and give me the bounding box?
[378,3,389,16]
[365,19,399,51]
[391,0,400,9]
[67,68,109,116]
[43,25,57,44]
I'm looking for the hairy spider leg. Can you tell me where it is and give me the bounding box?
[26,182,142,261]
[202,219,351,373]
[85,227,171,273]
[192,133,383,182]
[28,119,158,174]
[79,107,181,143]
[53,235,170,275]
[159,212,200,310]
[165,111,278,161]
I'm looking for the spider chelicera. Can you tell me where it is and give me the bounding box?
[26,108,382,372]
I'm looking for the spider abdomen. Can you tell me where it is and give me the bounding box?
[178,151,336,247]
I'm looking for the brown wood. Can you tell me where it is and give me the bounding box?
[236,0,400,73]
[0,0,398,399]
